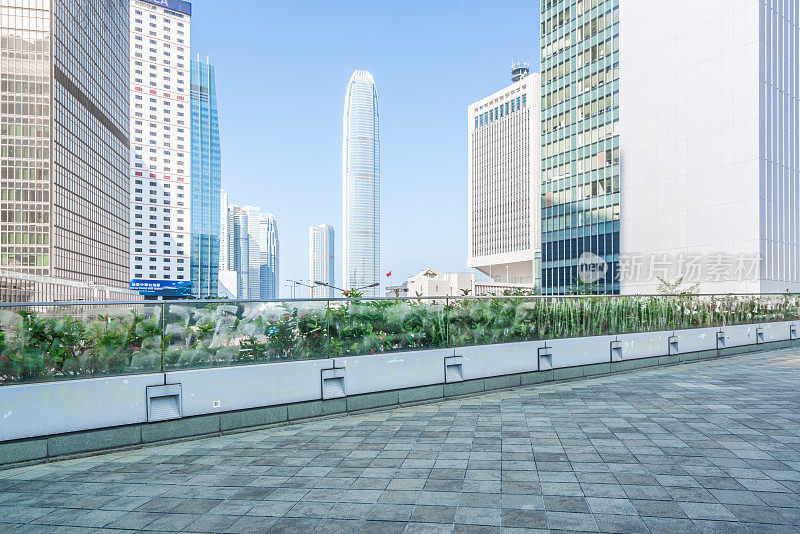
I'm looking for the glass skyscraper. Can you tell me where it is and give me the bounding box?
[190,56,220,298]
[342,70,380,297]
[231,205,278,300]
[0,0,130,299]
[540,0,620,294]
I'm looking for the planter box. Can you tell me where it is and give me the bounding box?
[1,320,794,448]
[0,373,164,442]
[547,335,618,368]
[673,327,720,354]
[165,359,332,417]
[719,324,759,347]
[618,330,673,360]
[456,341,541,380]
[336,349,451,396]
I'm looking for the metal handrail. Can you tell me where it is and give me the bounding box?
[0,292,798,308]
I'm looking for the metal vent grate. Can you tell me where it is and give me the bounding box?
[668,336,679,355]
[538,347,553,370]
[150,395,180,421]
[444,356,464,383]
[321,368,346,399]
[146,384,182,422]
[610,340,622,362]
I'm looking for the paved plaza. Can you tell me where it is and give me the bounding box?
[2,350,800,533]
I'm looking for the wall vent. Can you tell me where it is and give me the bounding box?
[610,340,622,362]
[668,336,679,355]
[444,356,464,383]
[538,346,553,370]
[321,367,345,399]
[146,384,182,422]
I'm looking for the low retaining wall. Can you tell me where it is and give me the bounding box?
[1,321,797,467]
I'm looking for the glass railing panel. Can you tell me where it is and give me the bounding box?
[0,301,163,384]
[162,300,333,369]
[328,297,448,356]
[2,294,800,384]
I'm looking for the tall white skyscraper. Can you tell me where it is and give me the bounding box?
[309,224,335,298]
[129,0,192,296]
[343,70,380,297]
[468,65,541,288]
[539,0,799,294]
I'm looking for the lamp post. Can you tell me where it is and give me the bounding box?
[314,281,379,297]
[287,279,315,299]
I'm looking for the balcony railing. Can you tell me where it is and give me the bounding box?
[1,293,798,385]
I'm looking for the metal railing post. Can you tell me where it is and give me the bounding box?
[445,296,449,348]
[160,301,165,373]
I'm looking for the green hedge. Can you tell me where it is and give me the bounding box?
[0,294,797,384]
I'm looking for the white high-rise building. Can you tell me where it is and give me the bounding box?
[129,0,192,295]
[218,189,238,298]
[618,0,799,293]
[343,70,380,297]
[539,0,799,294]
[309,224,335,298]
[468,65,541,288]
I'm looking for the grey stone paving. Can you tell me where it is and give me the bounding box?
[2,350,800,533]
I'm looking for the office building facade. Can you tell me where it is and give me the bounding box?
[618,0,798,293]
[219,188,228,269]
[540,0,798,294]
[0,0,131,301]
[309,224,334,298]
[468,65,541,288]
[343,70,380,297]
[227,204,249,298]
[189,56,220,298]
[540,0,620,294]
[129,0,192,296]
[236,206,278,300]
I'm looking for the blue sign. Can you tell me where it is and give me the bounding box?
[130,279,192,297]
[140,0,192,16]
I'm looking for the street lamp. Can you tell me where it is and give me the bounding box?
[314,281,379,296]
[287,279,315,299]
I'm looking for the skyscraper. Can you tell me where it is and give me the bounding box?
[240,206,279,299]
[343,70,380,297]
[309,224,334,298]
[129,0,192,297]
[540,0,799,294]
[219,189,229,270]
[260,212,279,299]
[468,64,541,289]
[190,56,220,298]
[228,204,249,298]
[0,0,131,300]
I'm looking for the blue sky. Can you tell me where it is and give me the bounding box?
[191,0,541,297]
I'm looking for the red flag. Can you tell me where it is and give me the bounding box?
[386,271,392,277]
